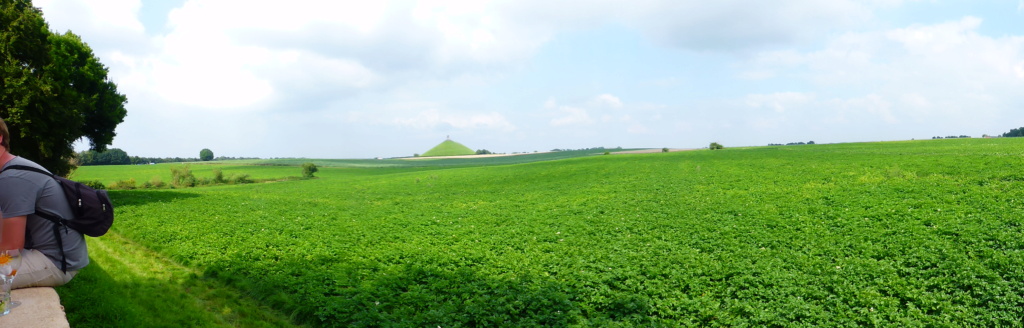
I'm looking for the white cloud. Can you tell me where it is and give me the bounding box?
[593,94,624,108]
[361,105,517,132]
[620,0,872,51]
[744,92,813,113]
[627,123,651,134]
[30,1,1024,157]
[740,16,1024,127]
[886,16,982,54]
[35,0,145,41]
[550,106,592,127]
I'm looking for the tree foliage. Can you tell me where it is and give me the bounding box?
[709,142,724,150]
[301,162,318,178]
[76,148,129,165]
[0,0,127,176]
[200,148,214,161]
[1002,127,1024,138]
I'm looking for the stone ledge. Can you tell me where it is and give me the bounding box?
[0,287,70,328]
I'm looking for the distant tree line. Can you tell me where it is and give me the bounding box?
[769,141,815,146]
[77,149,258,166]
[932,135,971,139]
[1002,127,1024,138]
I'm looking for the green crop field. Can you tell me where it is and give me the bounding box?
[61,138,1024,326]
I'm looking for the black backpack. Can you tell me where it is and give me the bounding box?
[1,165,114,271]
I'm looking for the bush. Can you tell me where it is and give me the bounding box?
[662,148,669,153]
[212,169,226,184]
[147,176,166,189]
[171,165,197,188]
[109,178,137,190]
[710,142,724,150]
[302,163,319,178]
[81,180,106,189]
[229,174,252,184]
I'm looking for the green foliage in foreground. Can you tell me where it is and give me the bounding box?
[58,225,299,327]
[1,3,127,176]
[67,138,1024,326]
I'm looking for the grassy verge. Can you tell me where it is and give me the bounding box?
[56,232,301,327]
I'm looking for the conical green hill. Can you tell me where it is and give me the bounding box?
[422,139,475,157]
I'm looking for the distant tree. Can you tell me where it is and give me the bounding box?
[301,162,318,178]
[662,147,669,153]
[709,142,724,150]
[76,150,96,165]
[200,148,214,161]
[808,141,815,145]
[77,148,129,165]
[1,5,127,176]
[476,149,492,155]
[102,148,130,165]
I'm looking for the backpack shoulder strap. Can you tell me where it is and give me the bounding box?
[0,164,69,272]
[1,164,55,177]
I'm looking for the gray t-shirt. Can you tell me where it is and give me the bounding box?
[0,157,89,271]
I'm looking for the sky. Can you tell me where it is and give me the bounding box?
[31,0,1024,159]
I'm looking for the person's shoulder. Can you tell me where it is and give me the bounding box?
[2,157,49,173]
[0,157,51,184]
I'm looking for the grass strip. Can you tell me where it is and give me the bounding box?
[55,232,302,327]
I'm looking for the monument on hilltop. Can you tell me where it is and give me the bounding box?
[421,137,475,157]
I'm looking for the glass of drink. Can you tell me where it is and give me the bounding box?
[0,249,22,316]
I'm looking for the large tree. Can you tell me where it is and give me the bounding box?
[199,148,213,161]
[0,0,127,176]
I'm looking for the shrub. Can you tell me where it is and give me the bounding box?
[302,163,319,178]
[109,178,137,190]
[229,174,252,184]
[710,142,724,150]
[148,176,166,189]
[662,148,669,153]
[212,169,226,184]
[81,180,106,189]
[171,165,197,188]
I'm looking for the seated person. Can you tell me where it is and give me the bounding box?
[0,117,88,288]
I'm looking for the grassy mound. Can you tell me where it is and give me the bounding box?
[421,139,475,157]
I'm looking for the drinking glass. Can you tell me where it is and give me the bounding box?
[0,249,22,316]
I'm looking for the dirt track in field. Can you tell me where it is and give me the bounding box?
[402,148,700,160]
[611,148,700,154]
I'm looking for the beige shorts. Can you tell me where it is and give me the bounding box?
[12,249,77,289]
